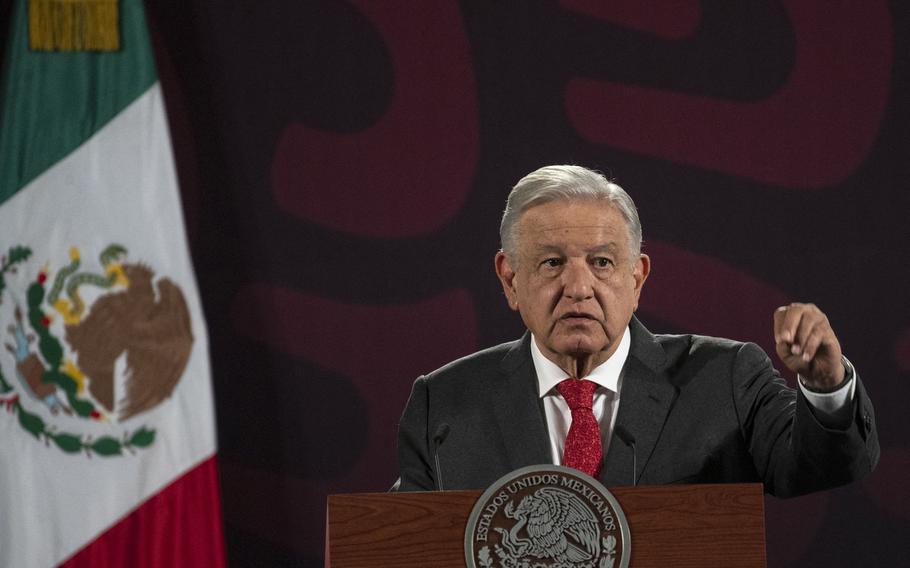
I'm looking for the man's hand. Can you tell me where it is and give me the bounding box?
[773,303,845,391]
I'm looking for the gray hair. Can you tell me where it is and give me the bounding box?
[499,165,643,263]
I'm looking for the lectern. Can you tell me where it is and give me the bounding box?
[326,483,766,567]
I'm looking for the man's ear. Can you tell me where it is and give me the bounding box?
[494,251,520,311]
[631,253,650,311]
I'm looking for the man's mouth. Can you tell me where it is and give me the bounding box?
[560,312,597,321]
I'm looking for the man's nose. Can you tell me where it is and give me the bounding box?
[562,260,594,300]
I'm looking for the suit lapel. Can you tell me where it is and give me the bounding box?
[492,332,552,471]
[602,317,677,487]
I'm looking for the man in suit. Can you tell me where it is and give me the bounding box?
[396,165,878,497]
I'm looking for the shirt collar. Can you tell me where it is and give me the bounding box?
[531,326,631,398]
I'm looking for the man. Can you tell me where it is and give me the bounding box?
[396,165,878,497]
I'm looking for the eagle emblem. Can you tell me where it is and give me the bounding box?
[466,466,629,568]
[496,487,602,565]
[0,244,193,456]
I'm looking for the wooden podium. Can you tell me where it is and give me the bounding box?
[326,483,766,567]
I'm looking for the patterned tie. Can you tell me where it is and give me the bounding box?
[557,378,602,478]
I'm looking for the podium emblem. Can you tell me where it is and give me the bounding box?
[465,465,630,568]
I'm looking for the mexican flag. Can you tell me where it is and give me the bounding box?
[0,1,225,566]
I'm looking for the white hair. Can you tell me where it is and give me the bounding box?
[499,165,643,264]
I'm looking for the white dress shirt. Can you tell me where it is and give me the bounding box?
[531,326,856,465]
[532,327,631,465]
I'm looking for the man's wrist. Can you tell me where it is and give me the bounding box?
[798,356,854,394]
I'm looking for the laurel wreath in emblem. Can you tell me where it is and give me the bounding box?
[0,244,194,457]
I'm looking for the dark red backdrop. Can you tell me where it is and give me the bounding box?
[43,1,910,566]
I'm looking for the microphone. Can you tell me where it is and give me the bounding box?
[614,425,637,486]
[432,423,451,491]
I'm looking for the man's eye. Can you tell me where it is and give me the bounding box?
[542,258,562,268]
[593,257,613,268]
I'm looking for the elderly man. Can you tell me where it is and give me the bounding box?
[396,165,878,497]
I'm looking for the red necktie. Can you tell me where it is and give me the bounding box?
[557,378,602,478]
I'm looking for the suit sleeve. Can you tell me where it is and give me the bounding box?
[733,342,879,498]
[395,375,436,491]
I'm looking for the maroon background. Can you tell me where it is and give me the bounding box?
[11,1,910,566]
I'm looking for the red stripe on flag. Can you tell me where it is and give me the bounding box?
[59,456,226,568]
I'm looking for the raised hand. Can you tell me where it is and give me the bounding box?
[773,303,846,391]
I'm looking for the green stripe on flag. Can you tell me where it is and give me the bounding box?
[0,0,156,203]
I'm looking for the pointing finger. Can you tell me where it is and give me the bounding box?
[774,303,807,344]
[773,305,793,343]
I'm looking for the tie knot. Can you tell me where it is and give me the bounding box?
[557,378,597,411]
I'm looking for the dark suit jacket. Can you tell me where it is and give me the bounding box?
[397,317,878,497]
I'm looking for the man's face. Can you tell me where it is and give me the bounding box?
[495,199,649,373]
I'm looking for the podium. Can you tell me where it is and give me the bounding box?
[326,483,766,567]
